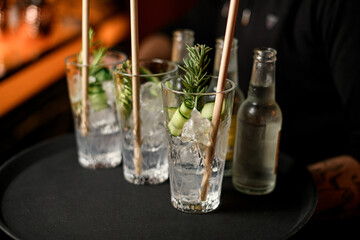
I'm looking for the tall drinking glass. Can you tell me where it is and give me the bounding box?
[162,76,235,213]
[65,50,127,169]
[113,59,178,185]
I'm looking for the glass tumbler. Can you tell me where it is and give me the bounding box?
[65,50,127,169]
[162,75,235,213]
[113,59,178,184]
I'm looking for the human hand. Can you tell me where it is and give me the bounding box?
[308,155,360,218]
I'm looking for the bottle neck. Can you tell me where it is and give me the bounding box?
[171,29,194,65]
[248,83,275,102]
[248,48,277,102]
[213,37,239,91]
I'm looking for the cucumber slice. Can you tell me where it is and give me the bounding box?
[167,123,182,137]
[88,91,109,112]
[88,84,103,94]
[170,109,188,129]
[179,99,194,118]
[200,101,225,120]
[167,99,194,136]
[88,82,109,111]
[167,107,177,120]
[94,67,112,82]
[140,66,160,83]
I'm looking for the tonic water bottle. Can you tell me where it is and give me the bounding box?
[171,29,195,72]
[213,37,244,176]
[232,47,282,194]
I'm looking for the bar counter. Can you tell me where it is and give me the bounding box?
[0,13,130,118]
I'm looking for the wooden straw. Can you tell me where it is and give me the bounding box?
[80,0,90,137]
[130,0,143,174]
[200,0,239,201]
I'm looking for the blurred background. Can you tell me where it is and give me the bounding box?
[0,0,195,166]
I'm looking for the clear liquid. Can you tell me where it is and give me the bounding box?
[168,136,225,213]
[232,121,280,195]
[122,129,168,185]
[74,81,122,170]
[76,128,122,169]
[232,84,281,195]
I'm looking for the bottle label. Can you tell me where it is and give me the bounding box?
[226,114,237,161]
[274,130,281,174]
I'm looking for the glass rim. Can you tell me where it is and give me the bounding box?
[112,58,178,77]
[64,50,127,67]
[161,76,236,96]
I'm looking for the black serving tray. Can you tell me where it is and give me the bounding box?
[0,134,317,240]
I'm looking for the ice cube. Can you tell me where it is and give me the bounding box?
[139,82,164,138]
[140,82,162,113]
[215,115,232,160]
[179,141,206,174]
[125,82,165,144]
[102,80,115,103]
[88,107,117,133]
[181,109,211,146]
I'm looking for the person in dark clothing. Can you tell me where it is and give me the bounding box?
[139,0,360,220]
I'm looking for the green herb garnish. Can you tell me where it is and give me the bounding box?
[79,28,111,112]
[167,44,212,136]
[180,44,212,96]
[115,60,133,120]
[114,60,161,120]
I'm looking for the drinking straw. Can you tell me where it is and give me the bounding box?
[80,0,90,137]
[200,0,239,201]
[130,0,143,174]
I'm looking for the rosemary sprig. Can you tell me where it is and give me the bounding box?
[115,60,133,119]
[115,60,161,120]
[180,44,212,95]
[167,44,212,136]
[78,28,112,112]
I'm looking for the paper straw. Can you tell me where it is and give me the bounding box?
[130,0,143,174]
[200,0,239,201]
[80,0,90,137]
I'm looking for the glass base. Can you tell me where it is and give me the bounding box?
[232,178,275,195]
[78,152,122,170]
[123,168,168,185]
[171,197,220,214]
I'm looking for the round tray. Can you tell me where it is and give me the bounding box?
[0,134,317,240]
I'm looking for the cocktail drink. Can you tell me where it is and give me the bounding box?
[65,50,127,169]
[113,59,178,185]
[162,75,235,213]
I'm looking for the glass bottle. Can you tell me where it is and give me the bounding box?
[171,29,195,72]
[7,0,21,35]
[232,47,282,195]
[213,37,245,176]
[24,0,53,38]
[0,1,7,35]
